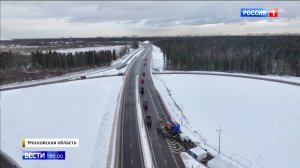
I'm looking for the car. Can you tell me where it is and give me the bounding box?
[145,115,152,126]
[142,72,145,76]
[140,77,144,84]
[143,100,148,110]
[140,87,144,94]
[80,76,86,79]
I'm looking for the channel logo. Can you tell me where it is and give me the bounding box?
[241,8,278,17]
[23,151,65,160]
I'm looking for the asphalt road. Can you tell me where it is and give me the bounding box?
[153,71,300,87]
[138,44,185,168]
[117,47,148,168]
[0,151,21,168]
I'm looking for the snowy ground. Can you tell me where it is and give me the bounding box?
[150,44,300,168]
[0,77,123,168]
[54,45,125,54]
[152,74,300,168]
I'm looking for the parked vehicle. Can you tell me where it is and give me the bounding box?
[188,146,207,162]
[143,100,148,110]
[170,122,181,134]
[140,87,144,94]
[164,121,181,135]
[145,115,152,126]
[80,76,86,79]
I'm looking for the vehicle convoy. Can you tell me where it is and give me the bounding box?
[145,115,152,126]
[143,100,148,110]
[140,87,144,94]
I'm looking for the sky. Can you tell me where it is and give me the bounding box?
[1,1,300,39]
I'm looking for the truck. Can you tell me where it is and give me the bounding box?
[188,146,207,162]
[145,115,152,126]
[170,121,181,134]
[140,87,144,94]
[143,100,148,110]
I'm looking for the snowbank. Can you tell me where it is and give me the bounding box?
[208,157,235,168]
[151,45,164,72]
[152,74,300,168]
[1,77,123,168]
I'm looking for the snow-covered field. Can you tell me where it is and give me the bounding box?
[149,43,300,168]
[152,74,300,168]
[54,45,125,54]
[0,77,123,168]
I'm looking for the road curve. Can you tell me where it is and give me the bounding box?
[0,151,21,168]
[153,71,300,87]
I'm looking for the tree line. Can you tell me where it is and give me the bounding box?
[31,49,118,69]
[154,36,300,76]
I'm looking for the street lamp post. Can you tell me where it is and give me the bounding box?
[216,125,222,156]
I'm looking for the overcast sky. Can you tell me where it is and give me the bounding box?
[1,1,300,39]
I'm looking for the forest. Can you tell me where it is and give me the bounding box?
[0,46,129,84]
[154,36,300,76]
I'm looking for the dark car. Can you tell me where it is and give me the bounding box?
[142,72,145,76]
[143,100,148,110]
[145,115,152,126]
[80,76,86,79]
[140,87,144,94]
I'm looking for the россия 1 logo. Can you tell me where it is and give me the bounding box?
[241,8,278,17]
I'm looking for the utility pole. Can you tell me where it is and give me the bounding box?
[180,104,184,126]
[216,125,222,156]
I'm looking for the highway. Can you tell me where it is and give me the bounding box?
[138,44,185,168]
[116,47,148,168]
